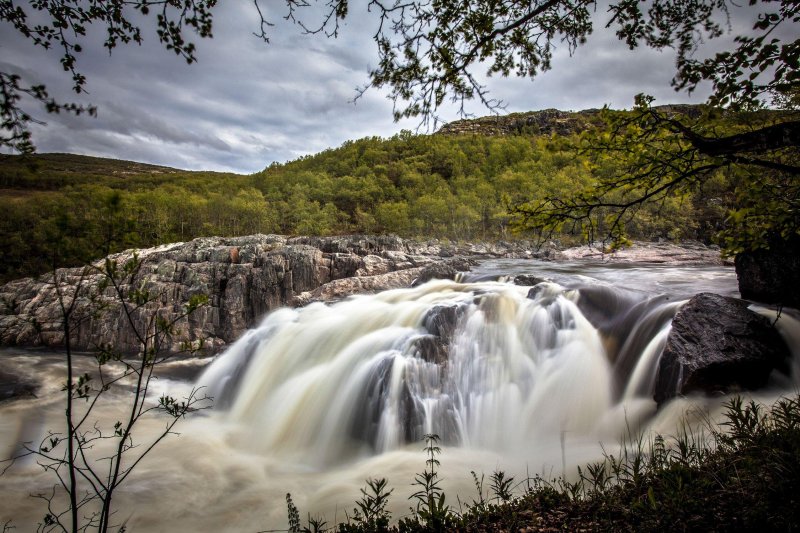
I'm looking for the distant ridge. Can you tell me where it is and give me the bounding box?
[0,152,184,177]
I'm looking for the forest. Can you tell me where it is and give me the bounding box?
[0,106,787,284]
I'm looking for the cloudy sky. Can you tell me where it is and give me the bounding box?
[0,2,767,174]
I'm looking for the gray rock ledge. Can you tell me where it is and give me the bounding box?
[0,234,534,354]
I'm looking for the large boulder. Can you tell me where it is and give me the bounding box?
[735,235,800,308]
[654,293,790,405]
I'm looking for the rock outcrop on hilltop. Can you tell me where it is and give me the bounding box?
[437,109,602,136]
[435,105,705,138]
[0,234,539,354]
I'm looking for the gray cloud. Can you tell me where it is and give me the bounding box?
[1,2,792,173]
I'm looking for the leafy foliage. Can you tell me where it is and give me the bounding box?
[339,478,393,533]
[514,97,799,252]
[0,0,220,153]
[282,0,799,122]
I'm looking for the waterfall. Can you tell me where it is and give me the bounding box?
[198,278,688,466]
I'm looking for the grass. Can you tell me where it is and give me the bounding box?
[284,394,800,532]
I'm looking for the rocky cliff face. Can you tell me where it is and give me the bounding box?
[0,234,538,354]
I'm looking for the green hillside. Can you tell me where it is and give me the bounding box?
[0,107,755,283]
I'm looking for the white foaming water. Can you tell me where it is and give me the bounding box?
[2,264,799,532]
[197,281,617,464]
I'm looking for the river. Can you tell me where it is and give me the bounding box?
[1,259,797,531]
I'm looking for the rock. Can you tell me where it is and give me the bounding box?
[561,241,724,265]
[411,262,459,287]
[436,105,702,138]
[422,304,468,342]
[409,335,448,365]
[355,254,393,277]
[0,234,543,355]
[288,234,405,255]
[654,293,790,405]
[735,235,800,308]
[437,109,602,136]
[513,274,549,286]
[292,268,424,305]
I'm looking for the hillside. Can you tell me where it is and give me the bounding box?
[0,106,760,283]
[0,152,239,191]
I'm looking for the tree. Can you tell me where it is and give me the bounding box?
[0,0,221,153]
[0,194,210,532]
[347,0,799,254]
[513,96,799,251]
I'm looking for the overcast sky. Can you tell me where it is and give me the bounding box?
[0,2,771,174]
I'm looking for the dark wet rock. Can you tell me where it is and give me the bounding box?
[513,274,550,286]
[735,235,800,308]
[410,335,448,365]
[654,293,790,405]
[412,262,459,286]
[349,354,427,448]
[526,284,560,305]
[422,304,469,344]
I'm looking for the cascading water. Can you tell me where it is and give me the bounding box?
[197,272,752,468]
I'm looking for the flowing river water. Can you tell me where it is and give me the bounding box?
[1,259,798,531]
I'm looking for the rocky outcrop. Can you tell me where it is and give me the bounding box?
[435,105,705,138]
[654,293,790,405]
[292,267,425,305]
[0,235,536,354]
[735,236,800,308]
[561,241,725,265]
[437,109,603,137]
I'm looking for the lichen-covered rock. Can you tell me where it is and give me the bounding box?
[0,235,532,354]
[292,267,424,306]
[654,293,790,405]
[561,241,724,265]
